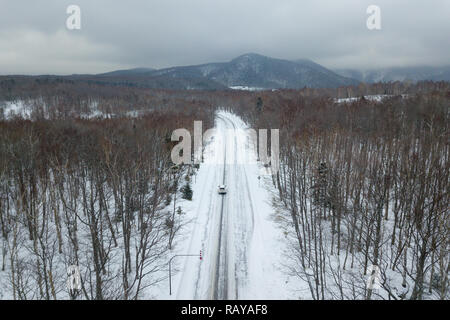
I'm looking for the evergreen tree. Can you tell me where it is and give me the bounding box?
[181,182,193,200]
[256,97,263,113]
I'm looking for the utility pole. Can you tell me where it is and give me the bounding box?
[168,251,202,296]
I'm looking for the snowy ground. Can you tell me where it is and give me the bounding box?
[0,100,151,120]
[334,94,411,104]
[229,86,265,91]
[0,100,33,119]
[154,111,300,300]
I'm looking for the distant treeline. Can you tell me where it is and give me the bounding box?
[0,74,449,103]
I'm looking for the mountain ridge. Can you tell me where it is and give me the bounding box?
[4,54,448,90]
[109,53,359,89]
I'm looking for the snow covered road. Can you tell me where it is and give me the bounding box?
[167,111,294,300]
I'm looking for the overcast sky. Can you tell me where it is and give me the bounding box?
[0,0,449,75]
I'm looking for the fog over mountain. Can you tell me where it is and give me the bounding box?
[334,66,450,83]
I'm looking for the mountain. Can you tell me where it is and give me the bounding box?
[148,53,359,89]
[2,54,360,90]
[5,55,449,91]
[69,73,227,90]
[97,67,155,77]
[68,67,227,90]
[334,66,450,83]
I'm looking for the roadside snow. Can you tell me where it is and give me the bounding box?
[153,111,300,299]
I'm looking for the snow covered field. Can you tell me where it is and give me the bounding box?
[229,86,265,91]
[0,100,152,120]
[0,101,33,119]
[334,94,411,104]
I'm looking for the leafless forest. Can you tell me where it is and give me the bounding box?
[0,78,448,299]
[231,84,449,300]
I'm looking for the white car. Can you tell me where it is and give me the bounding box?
[218,185,227,194]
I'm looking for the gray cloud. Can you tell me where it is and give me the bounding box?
[0,0,449,74]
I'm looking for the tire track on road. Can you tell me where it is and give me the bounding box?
[212,115,228,300]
